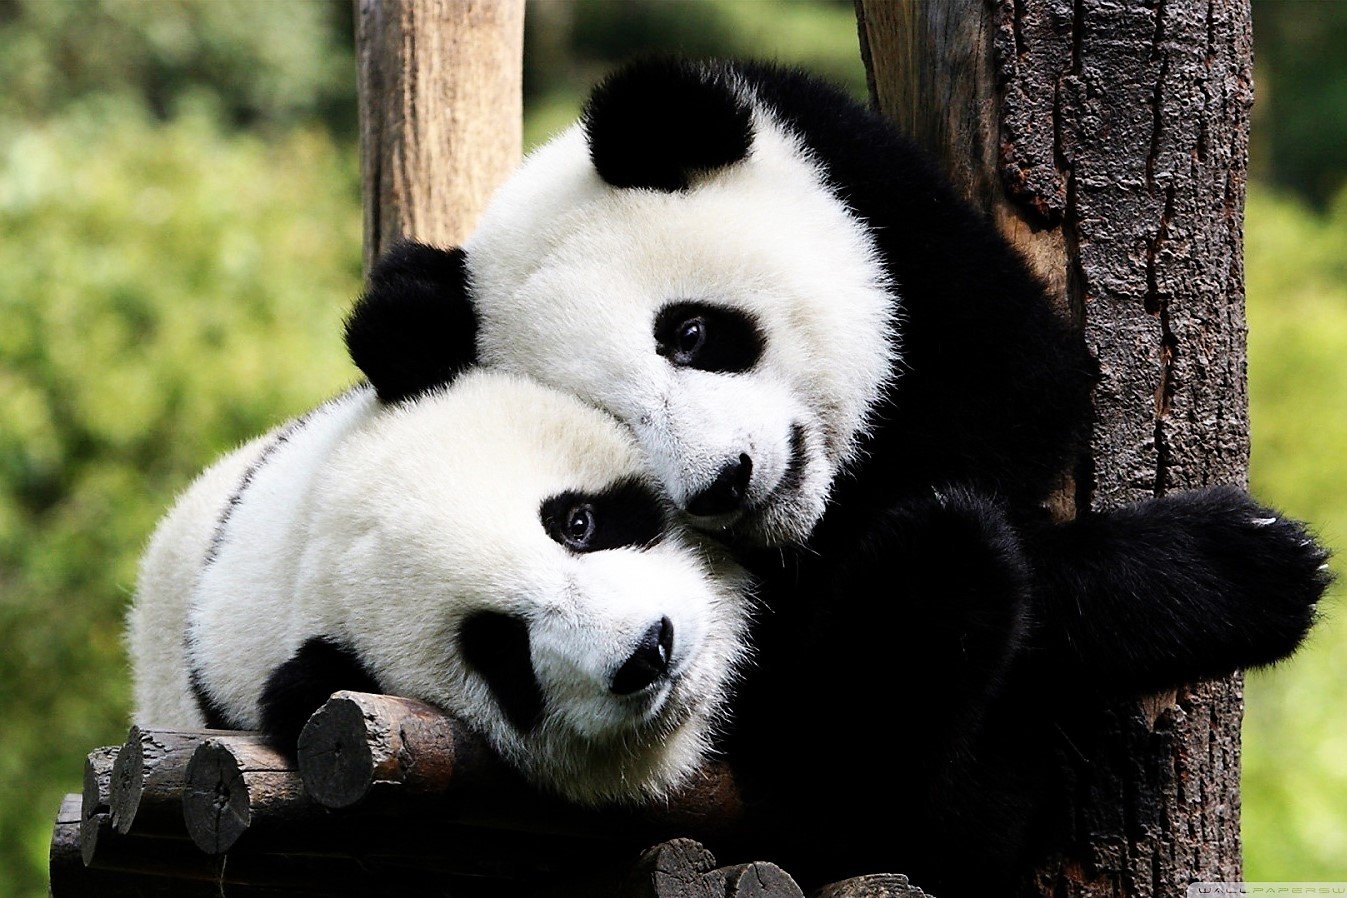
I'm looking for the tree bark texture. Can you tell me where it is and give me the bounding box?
[856,0,1251,894]
[355,0,525,269]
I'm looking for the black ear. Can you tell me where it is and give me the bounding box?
[582,58,754,192]
[344,241,479,404]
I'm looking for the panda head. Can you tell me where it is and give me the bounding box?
[310,363,750,804]
[346,59,897,547]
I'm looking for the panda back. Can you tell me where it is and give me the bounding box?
[185,386,379,730]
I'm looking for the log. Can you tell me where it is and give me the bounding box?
[814,874,929,898]
[296,691,745,841]
[110,726,250,836]
[181,736,309,855]
[619,839,804,898]
[79,745,118,867]
[297,690,502,808]
[857,0,1250,892]
[355,0,525,268]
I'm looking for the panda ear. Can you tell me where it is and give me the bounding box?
[344,241,479,404]
[582,58,754,192]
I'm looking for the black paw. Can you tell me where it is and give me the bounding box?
[1187,487,1331,666]
[1019,486,1331,696]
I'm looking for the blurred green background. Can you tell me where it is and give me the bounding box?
[0,1,1342,893]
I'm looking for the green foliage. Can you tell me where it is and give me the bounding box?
[1242,185,1347,879]
[1252,1,1347,206]
[0,0,356,132]
[0,104,361,895]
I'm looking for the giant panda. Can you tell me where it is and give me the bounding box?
[127,368,750,805]
[342,60,1332,891]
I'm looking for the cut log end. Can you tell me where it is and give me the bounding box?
[181,739,253,854]
[108,726,145,834]
[80,746,118,867]
[181,737,298,855]
[295,693,378,808]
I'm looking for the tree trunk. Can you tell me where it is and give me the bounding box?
[856,1,1251,893]
[355,0,525,270]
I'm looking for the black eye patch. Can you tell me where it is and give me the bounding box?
[458,612,544,734]
[654,302,765,374]
[540,479,666,554]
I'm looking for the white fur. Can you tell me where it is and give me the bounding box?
[130,371,749,804]
[465,101,896,545]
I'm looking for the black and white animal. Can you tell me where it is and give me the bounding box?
[343,59,1331,892]
[127,369,749,805]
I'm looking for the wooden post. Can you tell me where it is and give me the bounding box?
[355,0,525,269]
[856,0,1251,892]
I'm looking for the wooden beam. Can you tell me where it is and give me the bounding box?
[355,0,525,269]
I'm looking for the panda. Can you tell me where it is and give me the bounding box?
[127,368,750,805]
[342,59,1331,892]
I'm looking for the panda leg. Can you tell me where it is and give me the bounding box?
[258,637,381,758]
[1021,485,1331,697]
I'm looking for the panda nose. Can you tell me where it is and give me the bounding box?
[685,454,753,517]
[610,617,674,695]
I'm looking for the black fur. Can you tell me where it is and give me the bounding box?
[344,241,478,404]
[582,57,753,192]
[540,478,667,553]
[726,488,1036,888]
[258,637,381,757]
[1019,485,1331,697]
[459,612,545,734]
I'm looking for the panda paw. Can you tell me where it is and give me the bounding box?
[1195,489,1331,665]
[1077,486,1332,674]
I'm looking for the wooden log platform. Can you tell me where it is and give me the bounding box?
[50,697,927,897]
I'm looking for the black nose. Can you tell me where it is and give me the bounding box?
[684,454,753,517]
[611,617,674,696]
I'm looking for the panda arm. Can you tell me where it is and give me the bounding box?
[1020,485,1330,697]
[257,637,381,758]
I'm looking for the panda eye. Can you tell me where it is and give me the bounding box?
[655,302,764,373]
[673,317,707,363]
[562,504,597,549]
[540,482,665,554]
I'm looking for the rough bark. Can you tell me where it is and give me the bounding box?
[856,0,1250,893]
[355,0,525,269]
